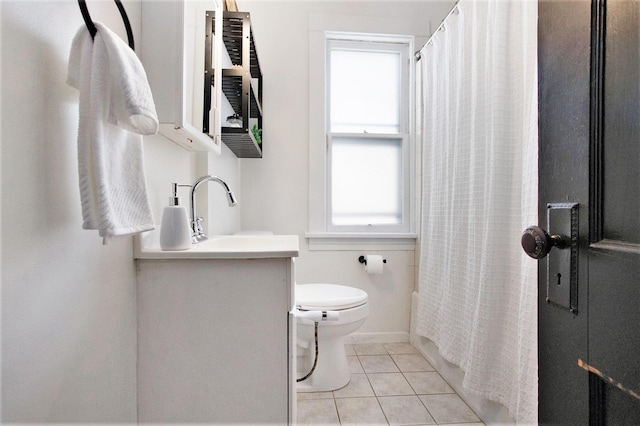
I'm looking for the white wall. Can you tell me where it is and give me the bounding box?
[237,0,455,336]
[0,0,453,420]
[0,0,242,421]
[1,2,141,420]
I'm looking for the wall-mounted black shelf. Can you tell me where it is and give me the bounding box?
[204,11,263,159]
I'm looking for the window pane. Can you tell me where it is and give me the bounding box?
[331,136,403,225]
[329,49,401,133]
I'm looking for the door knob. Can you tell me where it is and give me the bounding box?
[521,225,568,259]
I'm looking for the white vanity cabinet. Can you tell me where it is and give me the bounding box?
[136,256,296,423]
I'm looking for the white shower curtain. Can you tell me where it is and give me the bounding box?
[417,0,538,424]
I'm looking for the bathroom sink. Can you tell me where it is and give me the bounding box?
[134,232,299,259]
[195,235,295,253]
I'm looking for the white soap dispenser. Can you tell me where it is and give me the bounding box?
[160,183,192,251]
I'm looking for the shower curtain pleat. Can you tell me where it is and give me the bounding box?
[416,1,538,424]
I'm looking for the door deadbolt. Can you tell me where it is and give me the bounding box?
[521,225,569,260]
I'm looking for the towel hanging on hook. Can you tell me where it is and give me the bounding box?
[78,0,135,50]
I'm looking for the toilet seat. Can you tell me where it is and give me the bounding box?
[296,283,368,311]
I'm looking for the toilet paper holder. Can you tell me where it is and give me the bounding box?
[358,255,386,265]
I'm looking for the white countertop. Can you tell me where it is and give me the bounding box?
[134,231,300,259]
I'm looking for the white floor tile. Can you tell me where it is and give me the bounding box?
[419,394,481,424]
[391,354,435,372]
[404,371,454,394]
[383,342,419,355]
[353,343,388,355]
[348,355,364,374]
[297,391,335,400]
[335,397,388,425]
[297,398,340,425]
[442,423,485,426]
[345,344,356,356]
[368,373,415,396]
[333,373,375,398]
[360,355,400,373]
[378,395,436,425]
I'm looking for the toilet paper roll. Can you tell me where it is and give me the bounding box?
[364,255,384,274]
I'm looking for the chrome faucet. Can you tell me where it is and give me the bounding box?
[190,175,237,243]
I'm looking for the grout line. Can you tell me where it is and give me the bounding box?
[331,396,341,424]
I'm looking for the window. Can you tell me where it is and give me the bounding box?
[325,34,413,234]
[330,135,404,226]
[329,45,402,133]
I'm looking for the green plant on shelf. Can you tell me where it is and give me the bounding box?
[251,124,262,145]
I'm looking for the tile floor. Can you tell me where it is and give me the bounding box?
[297,342,484,425]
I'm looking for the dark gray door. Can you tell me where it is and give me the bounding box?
[537,0,640,423]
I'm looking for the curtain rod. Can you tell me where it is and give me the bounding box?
[415,0,460,61]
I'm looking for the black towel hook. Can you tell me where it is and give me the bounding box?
[78,0,135,51]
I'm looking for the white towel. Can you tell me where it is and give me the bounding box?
[67,22,158,243]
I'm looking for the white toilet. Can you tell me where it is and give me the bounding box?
[295,283,369,392]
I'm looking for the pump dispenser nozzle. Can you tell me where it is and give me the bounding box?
[169,183,191,206]
[169,183,180,206]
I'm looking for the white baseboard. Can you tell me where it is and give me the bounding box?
[345,331,410,344]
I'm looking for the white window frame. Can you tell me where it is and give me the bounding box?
[307,30,416,249]
[325,34,412,233]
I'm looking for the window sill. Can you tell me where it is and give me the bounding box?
[305,232,417,251]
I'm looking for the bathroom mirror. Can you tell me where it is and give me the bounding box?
[141,0,223,153]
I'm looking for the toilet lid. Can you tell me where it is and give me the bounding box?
[296,283,368,310]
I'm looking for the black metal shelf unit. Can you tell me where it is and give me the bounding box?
[204,11,263,158]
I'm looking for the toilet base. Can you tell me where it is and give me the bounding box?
[296,336,351,392]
